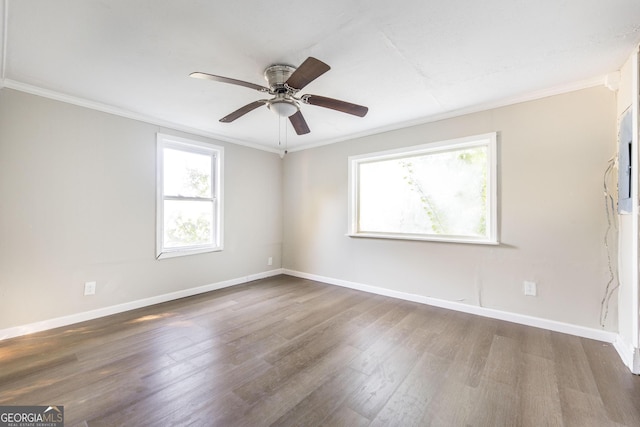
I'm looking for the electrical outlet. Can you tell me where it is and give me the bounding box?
[84,281,96,296]
[523,281,537,296]
[268,257,273,266]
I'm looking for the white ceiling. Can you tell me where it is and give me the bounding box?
[1,1,640,152]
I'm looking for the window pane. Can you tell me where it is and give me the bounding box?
[163,200,214,248]
[163,148,212,198]
[358,146,488,237]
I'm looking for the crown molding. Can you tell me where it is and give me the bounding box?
[2,71,606,155]
[286,74,607,153]
[1,79,282,154]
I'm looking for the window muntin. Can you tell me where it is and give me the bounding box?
[157,134,223,258]
[348,133,497,244]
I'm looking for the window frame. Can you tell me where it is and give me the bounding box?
[347,132,498,245]
[156,133,224,259]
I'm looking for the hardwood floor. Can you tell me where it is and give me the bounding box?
[1,275,639,426]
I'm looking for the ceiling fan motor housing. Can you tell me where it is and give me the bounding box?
[264,64,299,116]
[264,64,296,93]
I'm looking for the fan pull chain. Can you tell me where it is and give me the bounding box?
[277,116,288,155]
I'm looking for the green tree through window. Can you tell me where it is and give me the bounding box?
[165,167,212,246]
[157,133,223,259]
[349,133,497,244]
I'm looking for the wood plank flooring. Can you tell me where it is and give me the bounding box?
[1,275,639,426]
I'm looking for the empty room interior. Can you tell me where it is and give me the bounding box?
[2,1,640,425]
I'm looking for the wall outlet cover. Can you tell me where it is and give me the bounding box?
[524,281,537,296]
[84,281,96,296]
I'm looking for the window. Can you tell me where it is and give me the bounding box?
[156,133,223,259]
[348,132,497,244]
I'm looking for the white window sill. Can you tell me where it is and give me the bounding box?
[156,245,223,260]
[346,232,499,245]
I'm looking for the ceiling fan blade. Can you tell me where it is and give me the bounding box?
[190,72,269,92]
[289,111,310,135]
[303,95,368,117]
[285,57,330,90]
[220,100,266,123]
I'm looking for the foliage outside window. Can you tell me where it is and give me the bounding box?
[348,133,497,244]
[156,133,223,259]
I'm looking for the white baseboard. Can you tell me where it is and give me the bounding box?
[613,335,640,375]
[283,269,618,344]
[0,268,284,341]
[2,266,627,370]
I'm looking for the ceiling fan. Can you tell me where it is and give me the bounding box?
[190,57,368,135]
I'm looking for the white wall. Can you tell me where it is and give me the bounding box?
[283,86,617,331]
[616,48,640,372]
[0,88,283,330]
[0,82,623,341]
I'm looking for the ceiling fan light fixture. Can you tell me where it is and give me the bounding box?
[268,99,299,117]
